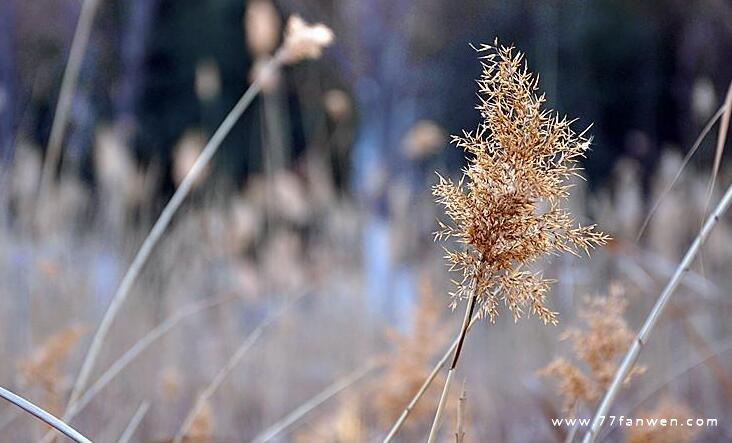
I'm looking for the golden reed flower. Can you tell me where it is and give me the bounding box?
[538,285,644,413]
[433,39,609,325]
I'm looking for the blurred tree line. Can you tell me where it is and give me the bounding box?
[0,0,731,194]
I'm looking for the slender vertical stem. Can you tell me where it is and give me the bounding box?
[117,401,149,443]
[0,386,91,443]
[39,0,101,195]
[252,361,379,443]
[173,293,304,443]
[582,181,732,443]
[427,292,477,443]
[383,313,479,443]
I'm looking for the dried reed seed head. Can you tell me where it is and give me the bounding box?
[245,0,281,57]
[278,15,334,65]
[537,357,597,414]
[539,286,643,413]
[19,325,86,393]
[433,39,609,325]
[323,89,352,122]
[173,129,208,187]
[188,397,214,440]
[402,120,446,160]
[195,59,221,101]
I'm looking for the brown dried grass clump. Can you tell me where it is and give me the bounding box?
[373,278,452,428]
[294,393,365,443]
[18,325,86,414]
[625,397,699,443]
[185,397,214,443]
[433,40,609,325]
[539,285,644,413]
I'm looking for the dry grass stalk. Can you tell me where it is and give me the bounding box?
[65,15,334,420]
[455,382,467,443]
[625,397,699,443]
[428,39,608,442]
[252,361,379,443]
[539,285,644,414]
[117,401,150,443]
[583,181,732,442]
[64,296,234,423]
[635,103,726,241]
[173,293,307,443]
[382,312,479,443]
[0,386,91,443]
[38,0,101,197]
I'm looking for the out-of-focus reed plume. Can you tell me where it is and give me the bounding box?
[195,59,222,102]
[279,16,334,65]
[323,89,352,123]
[245,0,281,58]
[402,120,446,160]
[539,285,644,413]
[374,277,452,431]
[18,325,86,415]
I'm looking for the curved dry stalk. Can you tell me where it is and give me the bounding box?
[582,181,732,443]
[66,73,267,415]
[66,296,234,421]
[252,361,379,443]
[117,401,150,443]
[0,386,91,443]
[600,338,732,441]
[39,0,102,195]
[173,293,305,443]
[635,104,726,241]
[383,313,479,443]
[702,82,732,216]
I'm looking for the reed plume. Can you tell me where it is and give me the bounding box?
[18,325,86,415]
[539,285,644,414]
[427,39,608,442]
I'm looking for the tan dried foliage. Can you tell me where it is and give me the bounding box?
[433,40,608,325]
[294,393,365,443]
[625,397,699,443]
[372,277,452,429]
[18,324,86,413]
[539,285,644,413]
[186,397,214,442]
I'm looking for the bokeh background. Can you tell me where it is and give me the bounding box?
[1,1,732,442]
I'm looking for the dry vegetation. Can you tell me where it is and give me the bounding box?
[2,2,732,443]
